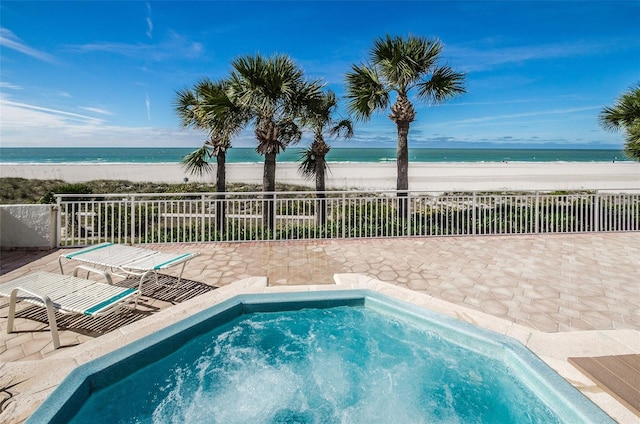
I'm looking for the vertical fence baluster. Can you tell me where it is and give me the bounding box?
[54,190,639,247]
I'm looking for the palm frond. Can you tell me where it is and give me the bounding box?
[345,64,389,121]
[624,122,640,160]
[371,35,443,91]
[599,84,640,131]
[300,90,337,131]
[297,148,317,179]
[174,88,201,128]
[277,119,303,145]
[181,145,214,177]
[417,65,466,104]
[599,84,640,161]
[328,119,354,139]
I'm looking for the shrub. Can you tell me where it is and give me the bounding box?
[39,183,93,204]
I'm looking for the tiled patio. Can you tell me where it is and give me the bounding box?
[1,233,639,422]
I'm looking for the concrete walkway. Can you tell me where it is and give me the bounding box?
[1,233,639,421]
[2,233,639,359]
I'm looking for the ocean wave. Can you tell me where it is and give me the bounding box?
[0,161,184,165]
[0,147,629,165]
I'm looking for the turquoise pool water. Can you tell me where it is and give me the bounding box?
[29,291,613,423]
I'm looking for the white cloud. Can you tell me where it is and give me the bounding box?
[0,97,203,148]
[79,106,114,115]
[447,38,638,72]
[0,82,22,90]
[437,106,601,126]
[145,93,151,121]
[1,98,105,127]
[66,41,151,56]
[65,31,203,62]
[0,27,56,63]
[146,2,153,39]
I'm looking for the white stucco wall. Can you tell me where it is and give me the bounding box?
[0,205,57,250]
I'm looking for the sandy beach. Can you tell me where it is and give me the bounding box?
[1,162,639,192]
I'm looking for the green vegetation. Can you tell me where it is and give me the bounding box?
[118,197,636,244]
[175,78,249,197]
[175,54,325,232]
[51,189,638,246]
[0,178,66,204]
[0,178,310,205]
[40,183,93,204]
[599,83,640,161]
[345,35,466,195]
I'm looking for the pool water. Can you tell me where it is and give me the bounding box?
[68,305,562,424]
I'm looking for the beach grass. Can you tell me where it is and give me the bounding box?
[0,178,312,205]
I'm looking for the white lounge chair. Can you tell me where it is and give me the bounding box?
[58,242,199,288]
[1,267,140,349]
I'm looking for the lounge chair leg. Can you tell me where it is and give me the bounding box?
[7,290,18,334]
[137,270,154,289]
[177,262,187,284]
[9,287,61,349]
[44,300,61,349]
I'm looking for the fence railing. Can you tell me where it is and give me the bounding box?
[55,190,640,247]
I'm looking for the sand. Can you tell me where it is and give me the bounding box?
[1,162,639,192]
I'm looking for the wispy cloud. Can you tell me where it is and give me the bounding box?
[67,41,150,56]
[1,98,106,127]
[0,28,56,63]
[65,31,202,61]
[79,106,114,115]
[448,38,638,72]
[145,93,151,121]
[0,82,22,90]
[145,2,153,39]
[0,97,200,147]
[439,106,601,126]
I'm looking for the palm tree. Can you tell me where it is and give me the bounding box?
[298,90,353,224]
[175,78,250,233]
[345,34,466,214]
[599,83,640,161]
[227,53,324,229]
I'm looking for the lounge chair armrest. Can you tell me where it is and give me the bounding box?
[8,287,61,349]
[72,265,113,285]
[9,286,53,305]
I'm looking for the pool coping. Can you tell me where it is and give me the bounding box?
[3,273,640,423]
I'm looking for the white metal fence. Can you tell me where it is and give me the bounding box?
[55,190,640,247]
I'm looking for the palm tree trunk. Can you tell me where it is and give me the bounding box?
[396,121,409,192]
[215,153,226,235]
[315,154,327,225]
[396,121,410,219]
[263,151,277,231]
[216,153,226,193]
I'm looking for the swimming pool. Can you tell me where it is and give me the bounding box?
[28,290,614,423]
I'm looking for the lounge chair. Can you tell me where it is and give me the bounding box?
[1,266,140,349]
[58,242,199,288]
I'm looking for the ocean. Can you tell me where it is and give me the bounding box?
[0,147,629,164]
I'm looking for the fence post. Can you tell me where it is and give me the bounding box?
[594,190,600,232]
[130,195,135,245]
[341,192,346,239]
[472,192,477,236]
[272,192,277,241]
[405,191,411,237]
[56,195,62,247]
[534,191,540,234]
[201,194,206,242]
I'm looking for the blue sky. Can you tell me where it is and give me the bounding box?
[1,1,638,149]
